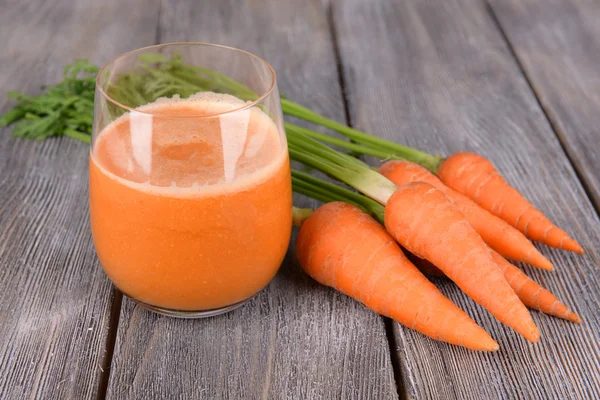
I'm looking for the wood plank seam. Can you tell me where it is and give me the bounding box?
[384,319,408,400]
[326,2,353,128]
[485,1,600,217]
[96,290,123,400]
[154,0,163,48]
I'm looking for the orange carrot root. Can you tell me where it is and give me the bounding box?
[296,202,499,351]
[412,251,580,323]
[490,252,581,323]
[384,182,540,343]
[437,152,583,254]
[379,160,554,270]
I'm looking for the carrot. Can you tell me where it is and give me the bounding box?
[384,182,540,342]
[410,252,580,323]
[295,202,499,351]
[292,173,579,324]
[490,252,581,323]
[379,160,554,271]
[287,132,539,342]
[437,152,583,254]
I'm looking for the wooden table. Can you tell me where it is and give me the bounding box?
[1,0,599,398]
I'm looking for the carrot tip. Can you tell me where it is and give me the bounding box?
[566,313,582,324]
[563,239,584,254]
[539,263,555,271]
[538,259,554,271]
[488,341,500,352]
[527,253,555,271]
[524,325,541,343]
[475,335,500,352]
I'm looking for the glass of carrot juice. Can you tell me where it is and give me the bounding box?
[90,43,292,317]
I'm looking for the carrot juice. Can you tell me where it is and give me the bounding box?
[89,93,292,311]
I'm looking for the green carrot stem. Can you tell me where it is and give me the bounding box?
[287,135,397,205]
[292,170,371,208]
[291,170,385,224]
[292,180,359,209]
[292,176,365,210]
[169,70,218,91]
[281,98,441,172]
[292,206,313,227]
[285,123,402,161]
[288,147,353,180]
[191,66,258,100]
[286,129,369,171]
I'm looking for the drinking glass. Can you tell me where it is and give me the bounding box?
[90,43,292,318]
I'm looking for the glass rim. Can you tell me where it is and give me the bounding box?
[96,42,277,118]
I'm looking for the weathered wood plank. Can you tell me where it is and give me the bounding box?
[105,1,398,399]
[333,0,600,398]
[0,1,160,399]
[490,0,600,211]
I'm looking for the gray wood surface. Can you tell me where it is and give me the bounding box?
[0,0,161,399]
[490,0,600,210]
[104,1,398,399]
[333,0,600,398]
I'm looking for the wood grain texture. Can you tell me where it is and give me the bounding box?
[333,0,600,398]
[0,0,160,399]
[104,1,398,399]
[490,0,600,211]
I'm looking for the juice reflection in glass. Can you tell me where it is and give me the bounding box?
[90,44,292,317]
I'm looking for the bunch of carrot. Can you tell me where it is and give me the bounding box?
[286,105,583,351]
